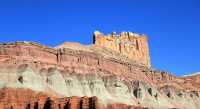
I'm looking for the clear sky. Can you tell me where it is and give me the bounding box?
[0,0,199,76]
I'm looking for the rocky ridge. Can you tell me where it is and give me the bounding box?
[0,31,199,109]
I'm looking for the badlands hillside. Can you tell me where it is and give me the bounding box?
[0,31,199,109]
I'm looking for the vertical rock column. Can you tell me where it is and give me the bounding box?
[81,96,90,109]
[69,96,81,109]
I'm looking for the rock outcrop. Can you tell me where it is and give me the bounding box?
[93,31,151,67]
[0,88,147,109]
[0,88,102,109]
[0,31,199,109]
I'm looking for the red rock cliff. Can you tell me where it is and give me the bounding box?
[93,31,151,67]
[0,31,197,109]
[0,88,147,109]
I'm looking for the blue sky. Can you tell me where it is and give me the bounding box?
[0,0,199,76]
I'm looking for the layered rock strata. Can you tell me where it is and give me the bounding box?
[0,32,199,109]
[0,88,147,109]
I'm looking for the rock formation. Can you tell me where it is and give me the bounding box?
[0,31,199,109]
[0,88,147,109]
[93,31,151,67]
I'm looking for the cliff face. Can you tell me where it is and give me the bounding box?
[0,88,101,109]
[0,31,199,109]
[93,31,151,67]
[0,88,147,109]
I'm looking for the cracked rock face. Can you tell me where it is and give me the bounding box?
[0,32,199,109]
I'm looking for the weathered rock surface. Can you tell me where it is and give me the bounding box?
[0,31,199,109]
[0,88,147,109]
[93,31,151,67]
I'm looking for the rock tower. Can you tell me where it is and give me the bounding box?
[93,31,151,67]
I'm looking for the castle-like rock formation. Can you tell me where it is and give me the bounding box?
[93,31,151,67]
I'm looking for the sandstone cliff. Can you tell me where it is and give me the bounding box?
[0,31,198,109]
[0,88,149,109]
[93,31,151,67]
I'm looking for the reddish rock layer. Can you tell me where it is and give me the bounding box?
[0,88,101,109]
[0,88,147,109]
[0,41,175,86]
